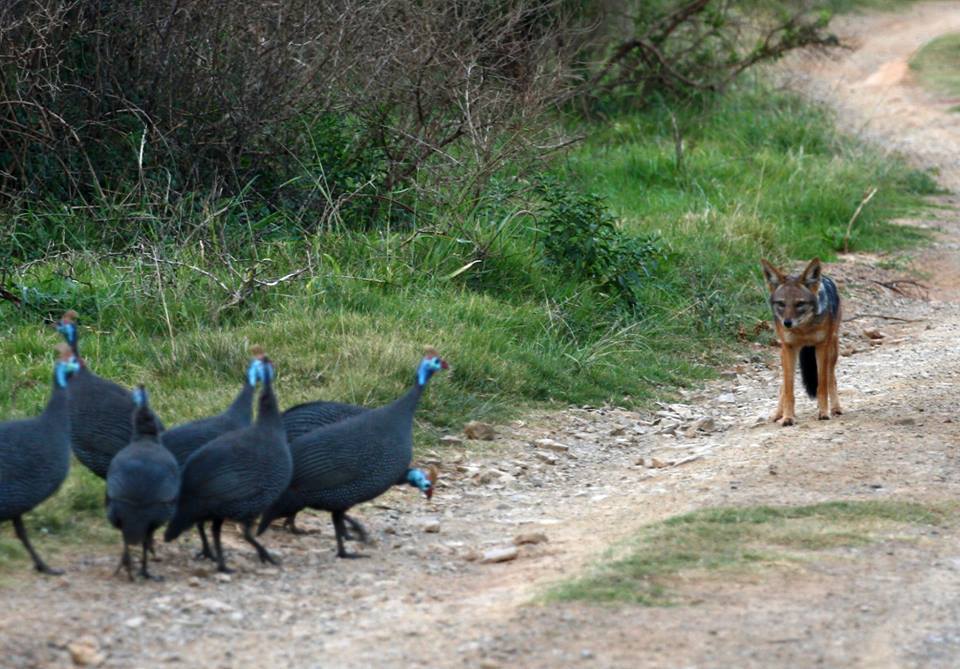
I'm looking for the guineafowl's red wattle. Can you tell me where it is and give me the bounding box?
[258,351,447,558]
[0,346,79,574]
[106,386,180,581]
[164,358,291,573]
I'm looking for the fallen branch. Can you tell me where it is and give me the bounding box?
[842,186,878,253]
[844,313,926,323]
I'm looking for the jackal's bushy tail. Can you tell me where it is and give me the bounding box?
[799,346,817,398]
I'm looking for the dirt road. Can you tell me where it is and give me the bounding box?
[5,3,960,668]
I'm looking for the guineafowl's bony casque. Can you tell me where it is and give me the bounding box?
[106,386,179,581]
[0,344,80,574]
[258,348,446,558]
[164,354,291,573]
[57,310,164,478]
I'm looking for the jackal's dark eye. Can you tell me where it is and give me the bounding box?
[773,300,786,308]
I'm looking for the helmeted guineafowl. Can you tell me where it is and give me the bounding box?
[106,386,179,581]
[56,310,164,478]
[160,347,266,559]
[164,355,291,573]
[0,344,80,574]
[278,397,367,534]
[257,348,446,558]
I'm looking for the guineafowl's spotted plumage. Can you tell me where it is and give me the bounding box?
[57,311,164,478]
[164,358,291,573]
[282,400,367,443]
[106,386,179,581]
[277,398,368,534]
[258,350,447,558]
[0,346,80,574]
[160,352,266,559]
[162,354,266,465]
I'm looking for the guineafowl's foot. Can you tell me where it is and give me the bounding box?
[283,516,313,535]
[35,563,64,576]
[344,514,369,544]
[217,564,236,574]
[114,546,135,582]
[242,521,280,565]
[14,516,63,576]
[336,549,369,559]
[194,547,217,561]
[140,568,165,582]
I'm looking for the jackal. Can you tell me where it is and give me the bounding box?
[760,258,842,426]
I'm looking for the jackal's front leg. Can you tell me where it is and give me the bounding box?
[816,343,831,420]
[779,345,797,426]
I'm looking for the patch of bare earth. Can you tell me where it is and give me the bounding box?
[6,4,960,668]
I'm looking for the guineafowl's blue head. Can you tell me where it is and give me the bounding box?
[417,347,449,387]
[247,345,267,386]
[56,310,79,355]
[132,385,149,407]
[406,466,439,500]
[54,343,80,388]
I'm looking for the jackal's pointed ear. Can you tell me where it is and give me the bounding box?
[760,258,785,291]
[800,258,822,289]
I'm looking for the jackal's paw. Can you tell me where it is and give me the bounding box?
[770,411,783,423]
[781,417,795,427]
[818,412,831,421]
[831,407,843,416]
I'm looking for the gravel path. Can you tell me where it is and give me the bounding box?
[5,4,960,668]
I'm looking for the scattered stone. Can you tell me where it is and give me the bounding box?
[123,616,145,629]
[719,370,738,380]
[479,660,502,669]
[513,532,548,546]
[648,458,668,469]
[768,464,779,476]
[635,457,646,467]
[480,547,519,564]
[420,518,442,534]
[67,637,105,667]
[475,469,506,485]
[196,598,234,614]
[895,417,916,426]
[215,573,232,583]
[440,435,464,445]
[716,393,737,404]
[690,417,715,432]
[464,421,496,441]
[533,438,569,453]
[187,577,202,588]
[535,451,558,466]
[863,329,887,340]
[581,649,595,660]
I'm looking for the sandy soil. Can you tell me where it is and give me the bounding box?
[5,3,960,668]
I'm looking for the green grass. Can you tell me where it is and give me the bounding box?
[910,33,960,100]
[0,82,937,571]
[550,500,949,606]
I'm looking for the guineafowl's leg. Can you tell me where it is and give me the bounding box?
[12,516,63,575]
[140,533,163,581]
[343,514,369,544]
[114,543,134,581]
[195,522,216,561]
[211,518,234,574]
[332,511,367,559]
[241,521,279,565]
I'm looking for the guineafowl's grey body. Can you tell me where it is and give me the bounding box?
[160,357,263,558]
[0,352,79,574]
[282,400,366,442]
[164,365,290,572]
[57,313,164,478]
[276,399,367,534]
[106,389,179,580]
[259,353,446,557]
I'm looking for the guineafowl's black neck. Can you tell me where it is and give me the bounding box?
[42,375,70,424]
[132,406,160,441]
[392,381,424,415]
[229,381,256,423]
[256,380,283,430]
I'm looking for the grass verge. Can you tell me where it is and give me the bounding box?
[910,33,960,101]
[549,500,949,606]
